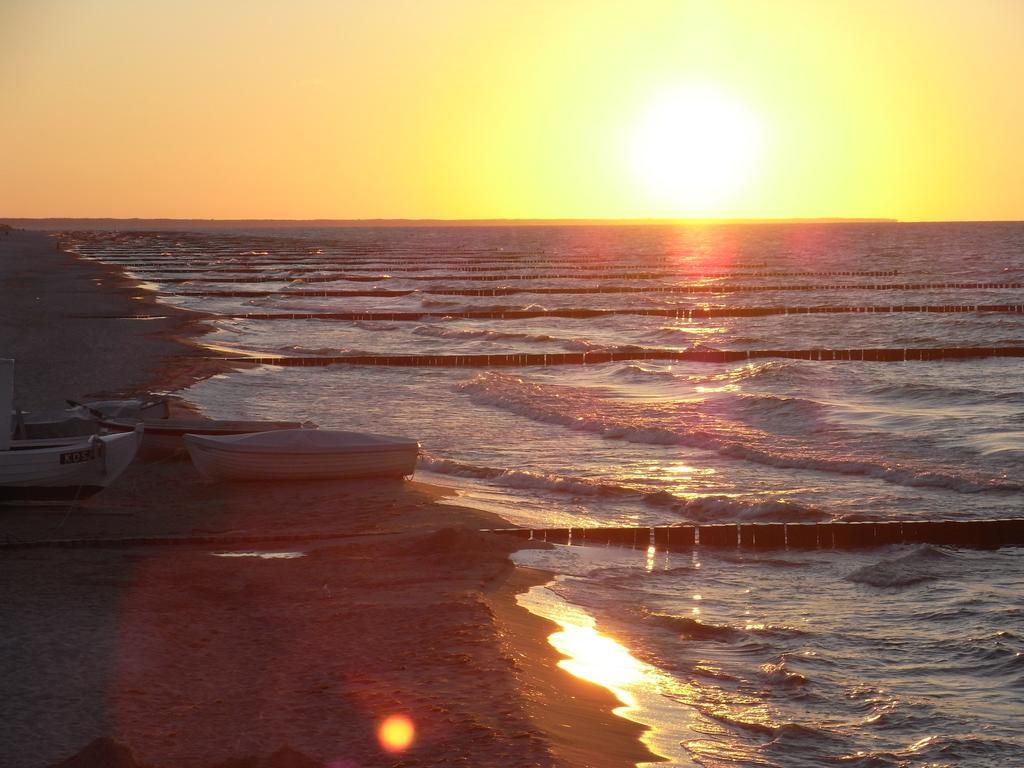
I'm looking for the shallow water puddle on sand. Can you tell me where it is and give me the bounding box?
[211,551,306,559]
[516,574,703,767]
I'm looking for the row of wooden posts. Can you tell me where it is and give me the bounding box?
[149,269,906,283]
[486,519,1024,551]
[79,251,900,275]
[228,304,1024,322]
[210,345,1024,368]
[168,281,1024,298]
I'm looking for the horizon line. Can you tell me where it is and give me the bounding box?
[4,216,1024,230]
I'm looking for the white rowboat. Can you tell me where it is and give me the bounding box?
[184,429,419,482]
[0,430,144,503]
[1,359,143,502]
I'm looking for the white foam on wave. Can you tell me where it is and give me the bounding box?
[459,372,1023,494]
[418,454,637,497]
[704,392,833,432]
[352,320,399,332]
[846,545,955,588]
[411,325,554,343]
[275,344,370,357]
[418,453,828,522]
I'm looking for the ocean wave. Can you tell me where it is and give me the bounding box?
[759,660,808,687]
[420,453,828,521]
[645,613,740,641]
[697,708,833,743]
[968,629,1021,643]
[352,320,399,331]
[643,326,709,345]
[416,297,552,313]
[949,643,1024,673]
[460,372,1022,494]
[609,361,802,389]
[273,344,369,357]
[209,318,249,332]
[691,664,740,682]
[866,380,1024,406]
[715,552,817,568]
[846,545,955,588]
[561,338,610,352]
[893,734,1024,763]
[610,364,690,383]
[417,454,636,497]
[411,325,554,343]
[418,296,463,308]
[711,359,830,387]
[645,492,830,523]
[645,612,806,643]
[767,722,840,747]
[705,392,832,430]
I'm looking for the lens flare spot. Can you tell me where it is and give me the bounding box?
[378,714,415,753]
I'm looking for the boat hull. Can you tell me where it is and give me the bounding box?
[100,418,304,459]
[0,485,105,502]
[185,433,418,482]
[0,430,143,504]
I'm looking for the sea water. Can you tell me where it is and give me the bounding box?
[67,222,1024,766]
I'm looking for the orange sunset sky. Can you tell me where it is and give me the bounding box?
[2,0,1022,221]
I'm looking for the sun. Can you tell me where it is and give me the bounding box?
[629,85,763,215]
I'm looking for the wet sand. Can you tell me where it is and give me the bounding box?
[0,231,655,767]
[0,230,218,409]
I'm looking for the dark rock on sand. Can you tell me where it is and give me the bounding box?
[403,527,528,562]
[209,745,322,768]
[49,737,150,768]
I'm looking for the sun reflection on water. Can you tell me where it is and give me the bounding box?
[645,544,656,573]
[516,581,708,766]
[663,463,700,475]
[520,588,651,710]
[553,622,645,702]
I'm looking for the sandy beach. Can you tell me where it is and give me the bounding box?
[0,231,654,767]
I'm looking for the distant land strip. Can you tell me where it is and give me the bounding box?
[206,346,1024,368]
[5,216,902,231]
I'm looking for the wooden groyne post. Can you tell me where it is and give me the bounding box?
[486,518,1024,551]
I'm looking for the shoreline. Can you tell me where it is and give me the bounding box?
[485,567,655,768]
[0,230,223,408]
[0,229,657,767]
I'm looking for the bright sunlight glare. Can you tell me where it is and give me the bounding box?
[629,84,763,215]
